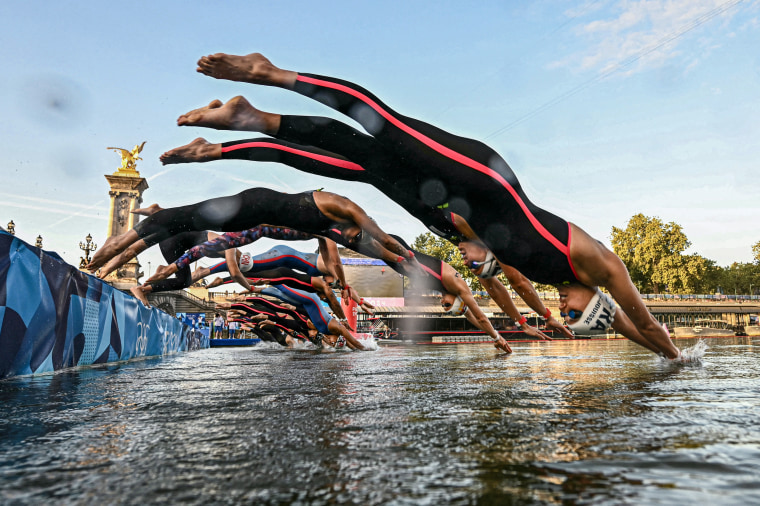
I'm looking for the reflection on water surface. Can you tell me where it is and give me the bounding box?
[1,337,759,504]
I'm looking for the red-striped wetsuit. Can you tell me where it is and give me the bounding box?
[219,73,578,285]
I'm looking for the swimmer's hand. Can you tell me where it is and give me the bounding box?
[668,349,689,362]
[494,336,513,354]
[521,324,552,341]
[145,264,178,283]
[338,319,355,332]
[359,300,375,315]
[545,316,573,339]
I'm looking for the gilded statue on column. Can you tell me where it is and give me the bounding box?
[107,141,146,172]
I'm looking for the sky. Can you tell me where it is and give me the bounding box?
[1,0,758,277]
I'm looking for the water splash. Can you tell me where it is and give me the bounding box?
[291,340,318,351]
[358,337,379,351]
[252,341,286,351]
[661,339,708,365]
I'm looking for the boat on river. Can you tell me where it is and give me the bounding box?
[672,319,736,338]
[744,315,760,336]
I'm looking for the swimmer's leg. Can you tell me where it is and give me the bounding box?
[88,229,140,270]
[177,96,279,134]
[97,239,149,279]
[160,138,222,165]
[191,265,214,284]
[206,277,225,289]
[132,203,163,217]
[196,53,297,89]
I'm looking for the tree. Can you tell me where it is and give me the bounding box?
[717,262,760,296]
[611,214,696,294]
[753,240,760,264]
[412,232,484,289]
[412,232,557,295]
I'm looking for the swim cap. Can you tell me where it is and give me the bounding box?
[239,252,253,273]
[330,335,346,349]
[566,289,616,335]
[473,251,502,279]
[446,296,469,316]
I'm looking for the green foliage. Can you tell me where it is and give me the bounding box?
[711,262,760,295]
[412,233,481,289]
[412,232,523,291]
[611,214,694,293]
[411,232,461,265]
[612,214,760,294]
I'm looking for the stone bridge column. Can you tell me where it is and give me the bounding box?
[103,151,148,290]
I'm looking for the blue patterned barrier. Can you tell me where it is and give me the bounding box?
[0,231,209,379]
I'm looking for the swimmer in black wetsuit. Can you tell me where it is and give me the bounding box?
[250,285,365,350]
[143,226,371,311]
[227,301,310,347]
[88,187,418,282]
[387,235,562,352]
[160,52,683,360]
[124,204,236,307]
[207,265,347,320]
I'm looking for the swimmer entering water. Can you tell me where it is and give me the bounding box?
[162,51,684,361]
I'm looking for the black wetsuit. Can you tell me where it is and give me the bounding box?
[231,301,310,339]
[220,74,579,285]
[215,267,317,293]
[385,235,447,294]
[232,299,310,328]
[150,230,214,292]
[132,188,357,251]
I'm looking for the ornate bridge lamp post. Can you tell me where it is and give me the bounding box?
[35,235,43,248]
[6,221,15,235]
[79,233,98,269]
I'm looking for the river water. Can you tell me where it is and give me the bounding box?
[1,336,759,505]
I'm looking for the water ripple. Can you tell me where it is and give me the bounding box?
[1,338,758,504]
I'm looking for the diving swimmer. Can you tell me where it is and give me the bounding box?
[163,52,683,360]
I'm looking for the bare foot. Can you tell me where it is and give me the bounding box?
[196,53,296,88]
[130,285,152,307]
[159,138,222,165]
[146,264,179,283]
[207,277,225,288]
[177,96,277,133]
[132,203,163,217]
[87,232,135,270]
[97,249,133,279]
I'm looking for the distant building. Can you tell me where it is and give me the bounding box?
[339,247,404,297]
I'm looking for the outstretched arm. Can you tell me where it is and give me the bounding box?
[315,192,416,264]
[311,276,347,321]
[500,266,570,338]
[327,319,365,351]
[480,276,553,341]
[570,224,680,358]
[441,264,511,353]
[225,249,253,291]
[317,237,347,288]
[461,291,512,354]
[609,307,660,353]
